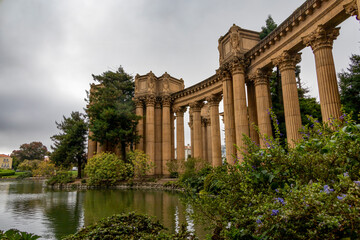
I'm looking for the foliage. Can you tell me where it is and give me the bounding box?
[166,159,185,178]
[16,171,32,179]
[259,15,277,39]
[0,169,15,177]
[50,111,88,179]
[10,141,48,163]
[32,161,56,177]
[85,152,133,186]
[180,111,360,239]
[17,160,42,172]
[0,229,40,240]
[86,66,141,161]
[339,54,360,122]
[63,212,196,240]
[46,171,75,186]
[127,150,154,181]
[179,158,211,193]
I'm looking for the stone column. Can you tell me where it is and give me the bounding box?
[97,142,106,153]
[272,51,302,147]
[231,58,249,159]
[135,98,144,151]
[206,119,212,163]
[87,131,97,159]
[189,111,194,157]
[250,69,272,148]
[189,101,204,159]
[201,119,208,161]
[162,95,172,176]
[155,101,162,175]
[145,95,156,174]
[302,25,341,121]
[220,68,236,164]
[174,106,186,161]
[171,111,175,161]
[207,94,222,167]
[246,81,259,145]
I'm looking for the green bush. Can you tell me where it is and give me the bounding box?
[16,172,33,179]
[166,158,185,178]
[0,229,40,240]
[127,150,154,181]
[179,158,211,193]
[0,169,15,177]
[17,160,42,172]
[46,171,75,186]
[32,161,56,177]
[181,111,360,239]
[85,152,133,186]
[63,212,197,240]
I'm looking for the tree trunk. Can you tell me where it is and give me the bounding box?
[121,141,127,162]
[77,159,82,179]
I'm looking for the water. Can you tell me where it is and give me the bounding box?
[0,180,208,239]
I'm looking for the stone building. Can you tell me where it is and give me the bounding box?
[0,154,12,169]
[89,0,360,176]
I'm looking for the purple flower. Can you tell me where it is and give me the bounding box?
[354,181,360,186]
[344,172,349,177]
[322,185,334,194]
[275,189,279,193]
[275,197,286,205]
[256,219,262,225]
[271,209,279,216]
[337,194,346,200]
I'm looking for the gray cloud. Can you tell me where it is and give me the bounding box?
[0,0,359,154]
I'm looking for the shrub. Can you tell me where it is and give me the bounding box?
[46,171,75,186]
[0,229,40,240]
[16,171,33,179]
[32,161,56,177]
[85,153,133,186]
[17,160,42,172]
[179,158,211,193]
[0,169,15,177]
[166,158,185,178]
[127,150,154,181]
[63,212,196,240]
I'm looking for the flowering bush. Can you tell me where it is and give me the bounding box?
[127,150,154,181]
[182,111,360,239]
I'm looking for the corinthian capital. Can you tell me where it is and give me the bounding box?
[206,94,222,106]
[230,57,246,75]
[218,66,232,82]
[162,94,172,107]
[189,101,204,112]
[133,97,144,108]
[302,25,340,52]
[173,106,187,116]
[248,69,271,86]
[272,51,301,71]
[145,94,156,106]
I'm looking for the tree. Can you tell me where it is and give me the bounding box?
[259,15,278,40]
[338,54,360,122]
[85,66,141,161]
[11,141,48,169]
[50,111,88,178]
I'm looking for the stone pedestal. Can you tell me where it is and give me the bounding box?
[272,51,302,147]
[162,95,172,176]
[246,81,259,145]
[231,59,249,160]
[207,94,222,167]
[221,69,236,164]
[145,95,156,174]
[250,69,272,148]
[303,25,341,121]
[190,101,204,159]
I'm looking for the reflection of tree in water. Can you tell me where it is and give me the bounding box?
[42,191,85,240]
[8,180,44,194]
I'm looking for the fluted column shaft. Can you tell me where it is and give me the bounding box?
[175,107,186,161]
[189,112,194,157]
[162,96,171,176]
[206,120,212,163]
[231,60,249,160]
[273,52,302,147]
[207,94,222,167]
[246,81,259,145]
[145,96,155,174]
[87,131,97,159]
[135,100,144,151]
[221,69,236,164]
[303,26,341,121]
[155,102,162,175]
[190,101,204,159]
[250,70,272,148]
[202,119,208,161]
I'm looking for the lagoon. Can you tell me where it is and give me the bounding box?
[0,180,206,239]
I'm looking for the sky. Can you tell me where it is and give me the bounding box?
[0,0,359,155]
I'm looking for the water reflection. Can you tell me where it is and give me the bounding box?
[0,180,207,239]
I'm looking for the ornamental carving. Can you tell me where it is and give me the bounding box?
[189,101,204,112]
[248,69,271,86]
[272,51,301,71]
[162,94,172,107]
[162,72,170,93]
[147,71,156,93]
[206,94,222,106]
[344,0,359,20]
[230,24,242,53]
[173,106,187,116]
[218,66,232,82]
[145,94,156,106]
[230,57,246,75]
[134,97,144,108]
[135,74,140,94]
[302,25,340,52]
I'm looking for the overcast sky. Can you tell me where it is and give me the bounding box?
[0,0,359,155]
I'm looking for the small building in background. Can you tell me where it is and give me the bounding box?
[0,154,12,169]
